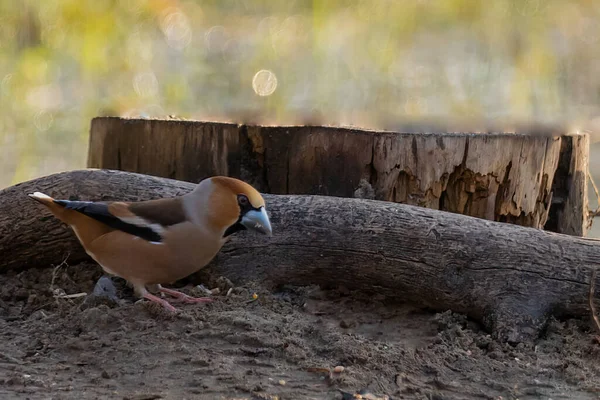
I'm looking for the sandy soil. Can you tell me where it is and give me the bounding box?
[1,263,600,400]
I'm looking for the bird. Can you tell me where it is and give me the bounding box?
[27,176,272,312]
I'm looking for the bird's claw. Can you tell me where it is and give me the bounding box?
[142,292,178,312]
[159,287,213,304]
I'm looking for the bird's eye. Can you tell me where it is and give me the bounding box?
[238,195,249,207]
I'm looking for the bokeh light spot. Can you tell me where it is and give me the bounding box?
[516,0,540,16]
[33,110,54,132]
[252,69,278,97]
[1,74,13,95]
[204,25,228,54]
[26,84,62,110]
[133,72,159,98]
[160,8,192,50]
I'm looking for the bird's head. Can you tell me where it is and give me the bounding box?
[198,176,272,238]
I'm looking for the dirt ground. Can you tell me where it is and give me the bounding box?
[2,263,600,400]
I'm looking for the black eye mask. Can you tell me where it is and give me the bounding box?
[223,194,262,238]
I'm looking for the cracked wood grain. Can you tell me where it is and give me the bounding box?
[2,169,599,343]
[87,117,589,235]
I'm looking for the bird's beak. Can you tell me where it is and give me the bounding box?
[241,207,272,236]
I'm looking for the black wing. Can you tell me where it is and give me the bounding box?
[54,200,163,242]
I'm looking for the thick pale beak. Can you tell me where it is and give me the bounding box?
[241,207,272,236]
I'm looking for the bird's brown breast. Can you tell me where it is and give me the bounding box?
[86,222,224,285]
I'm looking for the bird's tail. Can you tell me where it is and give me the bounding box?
[28,191,55,205]
[28,191,70,222]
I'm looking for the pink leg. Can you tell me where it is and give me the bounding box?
[158,286,213,304]
[143,292,178,312]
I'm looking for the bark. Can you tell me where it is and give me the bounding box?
[545,134,590,235]
[2,169,600,343]
[87,117,591,236]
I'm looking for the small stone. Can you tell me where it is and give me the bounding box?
[194,285,212,295]
[215,276,234,291]
[337,286,351,296]
[339,320,356,329]
[15,289,29,300]
[278,379,286,386]
[92,276,118,299]
[353,179,375,200]
[26,294,37,305]
[81,276,120,310]
[333,366,345,373]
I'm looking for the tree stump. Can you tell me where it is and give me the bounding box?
[87,117,590,236]
[3,169,600,343]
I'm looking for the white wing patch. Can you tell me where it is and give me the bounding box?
[29,192,52,200]
[119,216,166,237]
[132,237,164,245]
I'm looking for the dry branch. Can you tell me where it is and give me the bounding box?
[1,169,600,343]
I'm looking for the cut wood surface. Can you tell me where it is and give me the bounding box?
[2,169,600,343]
[87,117,591,236]
[550,134,590,235]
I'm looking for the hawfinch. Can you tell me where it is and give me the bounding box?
[28,176,272,312]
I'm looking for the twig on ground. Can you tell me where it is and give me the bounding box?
[56,292,87,299]
[48,253,86,312]
[49,252,70,294]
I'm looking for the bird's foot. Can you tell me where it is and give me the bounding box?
[142,292,178,312]
[158,286,213,304]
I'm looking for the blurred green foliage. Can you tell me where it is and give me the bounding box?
[1,0,600,187]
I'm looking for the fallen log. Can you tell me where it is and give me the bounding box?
[2,169,600,343]
[87,117,591,236]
